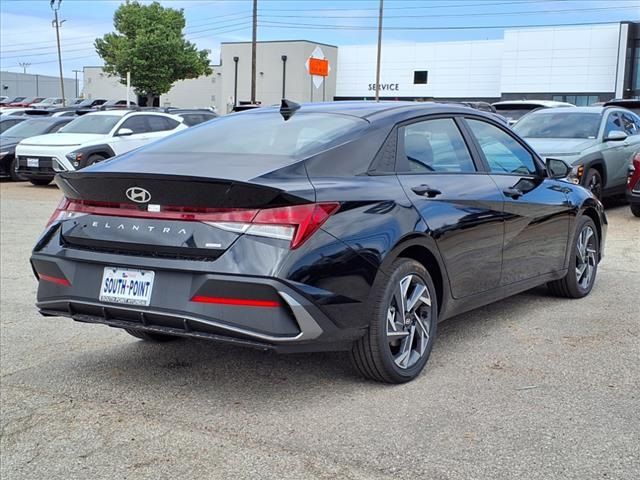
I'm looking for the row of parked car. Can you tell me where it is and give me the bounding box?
[2,96,639,216]
[461,98,640,216]
[0,106,217,184]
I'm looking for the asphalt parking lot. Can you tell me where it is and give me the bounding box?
[1,180,638,480]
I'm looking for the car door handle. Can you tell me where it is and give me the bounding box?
[503,187,523,199]
[411,184,442,198]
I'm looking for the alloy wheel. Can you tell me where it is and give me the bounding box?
[386,274,432,369]
[575,225,597,290]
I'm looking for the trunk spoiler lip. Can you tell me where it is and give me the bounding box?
[55,166,318,208]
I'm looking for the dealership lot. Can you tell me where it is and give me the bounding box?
[1,181,638,479]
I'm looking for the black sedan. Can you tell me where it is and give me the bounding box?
[1,117,72,181]
[31,101,606,383]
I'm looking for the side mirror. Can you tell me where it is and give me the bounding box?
[546,157,571,179]
[116,127,133,137]
[604,130,627,142]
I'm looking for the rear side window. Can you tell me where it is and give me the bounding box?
[398,118,475,173]
[147,115,179,132]
[143,112,367,157]
[466,119,537,175]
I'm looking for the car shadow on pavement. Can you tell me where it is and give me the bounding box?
[54,284,558,400]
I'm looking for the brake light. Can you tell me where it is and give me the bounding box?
[46,198,339,249]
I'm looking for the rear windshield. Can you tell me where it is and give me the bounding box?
[145,111,368,157]
[59,115,121,134]
[1,120,55,138]
[514,112,602,139]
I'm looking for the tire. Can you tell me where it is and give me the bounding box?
[351,258,438,384]
[85,153,108,168]
[9,157,26,182]
[631,204,640,218]
[584,168,603,200]
[124,328,180,342]
[29,178,53,186]
[547,216,599,298]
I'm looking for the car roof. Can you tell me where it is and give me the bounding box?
[524,106,606,114]
[492,100,575,107]
[236,100,483,121]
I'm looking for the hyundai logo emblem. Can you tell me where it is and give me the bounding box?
[126,187,151,204]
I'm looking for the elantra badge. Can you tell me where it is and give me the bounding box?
[126,187,151,203]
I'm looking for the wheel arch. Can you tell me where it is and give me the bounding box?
[581,154,607,188]
[75,144,116,169]
[380,235,450,315]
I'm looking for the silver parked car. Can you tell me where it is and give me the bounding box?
[514,106,640,199]
[492,100,575,126]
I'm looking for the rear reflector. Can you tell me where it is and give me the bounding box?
[191,295,280,308]
[38,273,71,287]
[46,198,340,249]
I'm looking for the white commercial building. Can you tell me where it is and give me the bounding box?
[82,21,639,111]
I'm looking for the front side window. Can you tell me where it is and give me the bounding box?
[399,118,475,173]
[604,113,622,137]
[620,112,640,135]
[467,118,537,175]
[120,116,149,134]
[59,115,121,134]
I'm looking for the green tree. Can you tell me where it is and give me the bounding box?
[95,1,212,106]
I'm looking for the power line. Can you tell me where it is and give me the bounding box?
[259,5,640,20]
[0,10,250,51]
[257,19,636,31]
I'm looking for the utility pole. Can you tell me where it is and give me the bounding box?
[19,62,31,74]
[51,0,66,105]
[250,0,257,104]
[72,69,81,98]
[375,0,384,102]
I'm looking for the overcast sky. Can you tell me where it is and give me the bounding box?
[1,0,638,79]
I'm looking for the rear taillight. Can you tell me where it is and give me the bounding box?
[206,203,340,249]
[46,198,339,249]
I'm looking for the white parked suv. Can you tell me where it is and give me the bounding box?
[16,110,187,185]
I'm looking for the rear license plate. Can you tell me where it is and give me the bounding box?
[99,267,155,306]
[27,158,39,168]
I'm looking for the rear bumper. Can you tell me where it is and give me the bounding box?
[31,251,361,353]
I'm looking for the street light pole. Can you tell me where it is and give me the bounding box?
[72,69,81,98]
[51,0,66,105]
[19,62,31,74]
[233,56,239,109]
[250,0,257,104]
[281,55,287,99]
[375,0,384,102]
